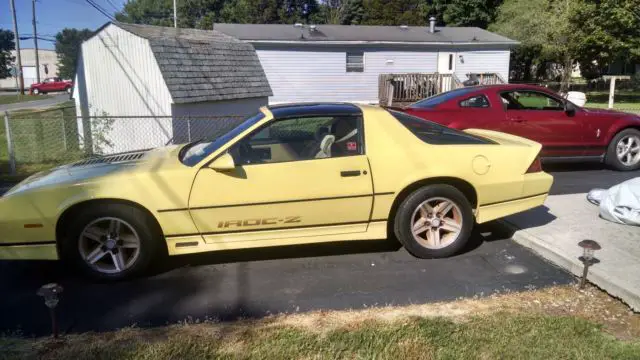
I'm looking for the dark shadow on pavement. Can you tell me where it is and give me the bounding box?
[0,227,573,337]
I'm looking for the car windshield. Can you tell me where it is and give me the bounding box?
[180,111,265,166]
[410,87,479,109]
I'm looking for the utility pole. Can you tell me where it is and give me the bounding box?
[9,0,25,94]
[32,0,40,83]
[173,0,177,28]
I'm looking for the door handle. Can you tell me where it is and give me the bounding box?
[509,116,525,123]
[340,170,361,177]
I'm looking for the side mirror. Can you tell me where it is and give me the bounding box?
[564,101,576,116]
[208,153,236,172]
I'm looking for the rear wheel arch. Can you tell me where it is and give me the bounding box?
[387,177,477,235]
[55,199,165,252]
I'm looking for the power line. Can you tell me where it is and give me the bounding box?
[83,0,116,21]
[104,0,120,12]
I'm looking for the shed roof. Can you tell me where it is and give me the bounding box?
[213,23,518,45]
[114,22,272,104]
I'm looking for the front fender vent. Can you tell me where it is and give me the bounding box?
[71,150,149,167]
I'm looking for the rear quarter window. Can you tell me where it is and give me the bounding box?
[389,111,495,145]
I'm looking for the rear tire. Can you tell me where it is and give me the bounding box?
[61,204,162,281]
[66,87,71,94]
[606,128,640,171]
[394,185,474,259]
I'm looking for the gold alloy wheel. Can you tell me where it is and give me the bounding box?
[78,217,141,274]
[410,197,463,250]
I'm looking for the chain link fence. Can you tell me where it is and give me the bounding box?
[1,105,245,177]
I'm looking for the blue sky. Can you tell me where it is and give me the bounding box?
[0,0,126,50]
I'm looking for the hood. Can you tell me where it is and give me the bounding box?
[3,146,180,197]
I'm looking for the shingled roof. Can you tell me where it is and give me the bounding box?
[214,23,518,45]
[115,22,272,104]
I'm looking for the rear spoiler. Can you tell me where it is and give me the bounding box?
[464,128,542,151]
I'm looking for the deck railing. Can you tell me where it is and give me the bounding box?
[379,72,504,106]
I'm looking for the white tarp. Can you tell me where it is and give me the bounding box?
[587,177,640,225]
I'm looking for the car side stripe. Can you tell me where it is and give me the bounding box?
[165,218,388,238]
[0,240,56,247]
[157,193,395,213]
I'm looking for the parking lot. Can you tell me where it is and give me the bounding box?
[0,163,637,336]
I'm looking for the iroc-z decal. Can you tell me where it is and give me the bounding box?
[218,216,302,228]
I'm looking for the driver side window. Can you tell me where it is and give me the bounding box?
[500,91,564,111]
[230,115,363,166]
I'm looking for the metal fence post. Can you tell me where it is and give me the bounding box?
[4,111,17,175]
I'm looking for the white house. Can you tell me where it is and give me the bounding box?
[214,22,519,104]
[73,22,272,153]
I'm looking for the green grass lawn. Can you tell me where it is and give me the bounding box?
[585,91,640,112]
[0,94,54,105]
[2,286,639,360]
[0,102,81,181]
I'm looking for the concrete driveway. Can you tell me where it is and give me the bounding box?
[507,164,640,311]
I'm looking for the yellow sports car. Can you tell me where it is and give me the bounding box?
[0,103,552,280]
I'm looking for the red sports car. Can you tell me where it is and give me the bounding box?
[399,84,640,171]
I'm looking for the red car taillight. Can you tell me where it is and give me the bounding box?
[526,156,543,173]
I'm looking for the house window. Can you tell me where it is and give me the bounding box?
[346,52,364,72]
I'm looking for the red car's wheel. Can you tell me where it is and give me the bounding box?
[606,128,640,171]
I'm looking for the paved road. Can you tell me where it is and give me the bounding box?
[545,163,640,195]
[0,94,70,112]
[1,163,635,336]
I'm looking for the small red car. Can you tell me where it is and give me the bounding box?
[398,84,640,171]
[30,77,73,95]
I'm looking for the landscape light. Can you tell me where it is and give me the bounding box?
[577,240,601,289]
[37,283,64,338]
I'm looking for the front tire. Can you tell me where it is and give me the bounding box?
[606,129,640,171]
[394,185,474,258]
[32,88,40,95]
[66,87,72,94]
[62,204,162,281]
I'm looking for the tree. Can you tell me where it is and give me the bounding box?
[490,0,581,91]
[341,0,365,24]
[433,0,502,28]
[115,0,176,27]
[0,29,15,79]
[361,0,430,26]
[55,28,93,79]
[570,0,640,79]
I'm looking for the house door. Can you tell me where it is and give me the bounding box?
[437,52,456,92]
